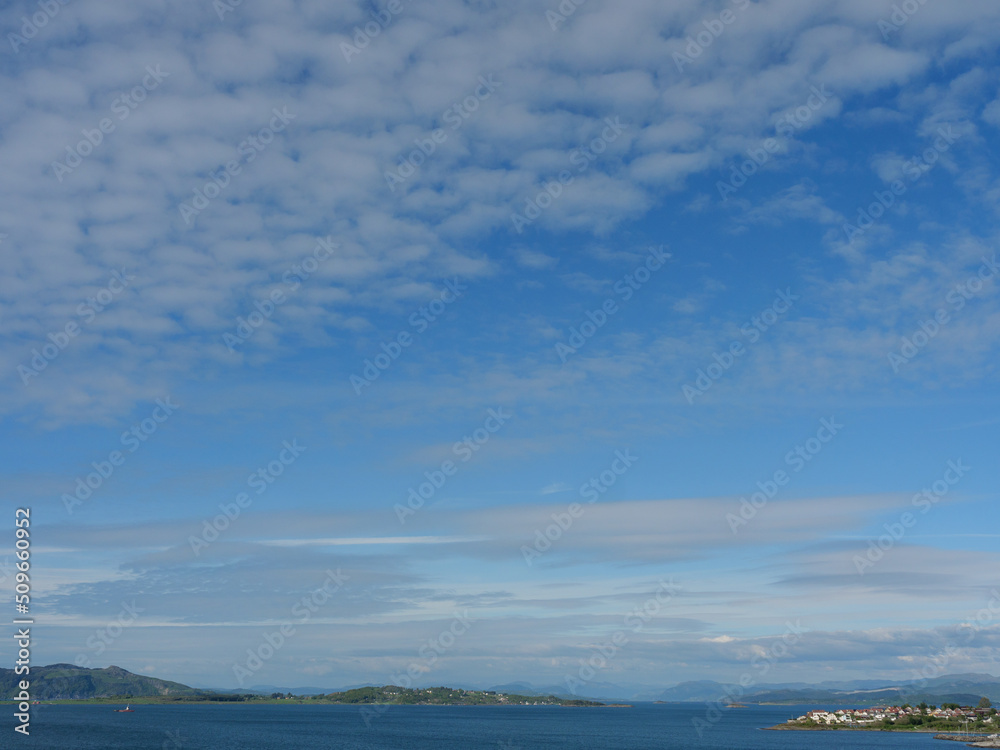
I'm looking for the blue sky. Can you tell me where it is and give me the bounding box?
[2,0,999,694]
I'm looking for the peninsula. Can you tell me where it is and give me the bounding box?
[768,700,997,735]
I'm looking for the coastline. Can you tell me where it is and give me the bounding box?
[765,724,994,736]
[13,698,631,708]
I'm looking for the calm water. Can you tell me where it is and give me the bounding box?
[9,703,947,749]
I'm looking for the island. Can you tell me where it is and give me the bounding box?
[316,685,611,706]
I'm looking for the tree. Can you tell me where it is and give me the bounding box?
[918,701,928,713]
[977,697,992,709]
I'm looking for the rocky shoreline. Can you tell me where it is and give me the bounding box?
[933,736,1000,749]
[766,725,1000,746]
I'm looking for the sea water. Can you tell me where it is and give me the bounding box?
[9,702,946,749]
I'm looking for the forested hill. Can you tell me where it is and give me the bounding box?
[0,664,201,700]
[323,685,603,706]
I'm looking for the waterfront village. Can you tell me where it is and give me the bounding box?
[791,702,997,729]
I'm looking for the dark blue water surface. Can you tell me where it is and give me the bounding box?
[9,702,950,749]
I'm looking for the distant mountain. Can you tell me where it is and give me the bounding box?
[488,682,540,695]
[0,665,201,700]
[747,687,986,706]
[215,672,1000,705]
[913,674,1000,700]
[488,680,638,702]
[812,679,908,690]
[9,667,996,706]
[654,680,730,702]
[925,672,1000,684]
[653,673,1000,705]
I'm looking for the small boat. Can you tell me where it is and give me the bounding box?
[114,705,134,712]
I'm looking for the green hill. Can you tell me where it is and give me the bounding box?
[324,685,603,706]
[0,664,201,700]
